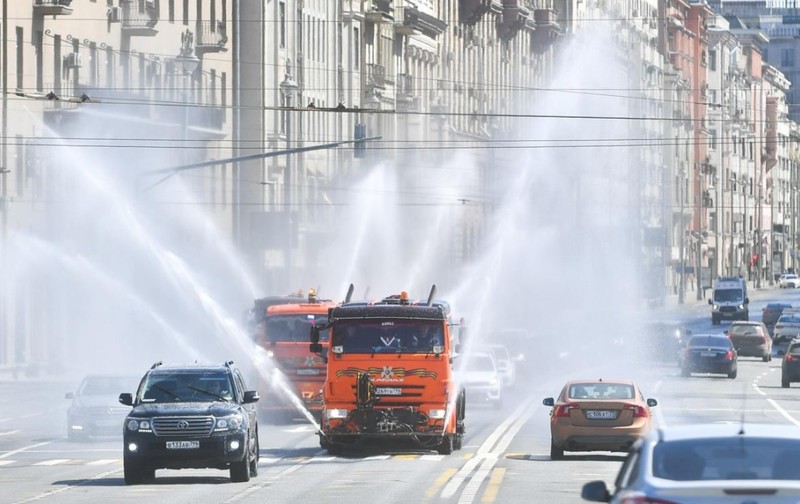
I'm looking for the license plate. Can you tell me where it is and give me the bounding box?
[375,387,402,396]
[700,351,716,357]
[585,410,618,420]
[166,440,200,450]
[296,368,321,375]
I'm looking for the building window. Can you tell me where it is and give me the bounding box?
[354,27,359,69]
[183,0,189,25]
[16,27,23,91]
[169,0,175,22]
[708,49,716,71]
[279,1,286,48]
[781,48,795,67]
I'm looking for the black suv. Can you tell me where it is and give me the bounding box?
[119,361,260,484]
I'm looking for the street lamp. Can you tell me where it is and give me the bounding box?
[279,72,299,287]
[679,167,686,305]
[175,30,199,165]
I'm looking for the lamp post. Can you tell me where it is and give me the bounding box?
[280,72,299,288]
[679,167,686,305]
[175,30,199,165]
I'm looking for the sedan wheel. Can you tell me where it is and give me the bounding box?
[550,438,564,460]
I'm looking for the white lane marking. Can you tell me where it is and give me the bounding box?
[767,399,800,428]
[420,454,445,461]
[308,456,337,463]
[284,426,314,433]
[361,455,391,461]
[10,467,120,504]
[442,397,535,499]
[0,441,53,460]
[258,456,281,464]
[86,459,118,466]
[0,460,14,466]
[223,450,326,504]
[33,459,70,466]
[457,406,533,504]
[0,431,20,436]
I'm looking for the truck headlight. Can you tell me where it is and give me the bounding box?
[428,409,446,419]
[326,409,348,419]
[739,304,745,310]
[713,304,720,310]
[215,414,243,431]
[489,377,499,386]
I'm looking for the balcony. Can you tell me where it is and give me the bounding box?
[366,0,394,23]
[498,0,534,41]
[459,0,502,25]
[531,8,561,48]
[395,6,448,38]
[367,63,391,89]
[196,20,229,55]
[121,0,159,37]
[33,0,73,16]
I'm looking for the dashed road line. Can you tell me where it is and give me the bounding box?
[0,460,14,466]
[0,441,53,460]
[33,459,70,466]
[424,468,458,500]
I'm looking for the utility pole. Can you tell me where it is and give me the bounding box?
[679,167,686,304]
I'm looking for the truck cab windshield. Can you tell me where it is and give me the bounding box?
[714,289,743,303]
[333,320,444,354]
[266,314,329,342]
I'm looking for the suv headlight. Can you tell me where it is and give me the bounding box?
[127,419,151,432]
[215,414,243,431]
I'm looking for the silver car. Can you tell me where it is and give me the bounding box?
[582,423,800,503]
[774,311,800,348]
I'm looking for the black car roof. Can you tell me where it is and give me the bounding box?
[146,363,236,375]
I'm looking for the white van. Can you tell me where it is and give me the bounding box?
[708,277,749,325]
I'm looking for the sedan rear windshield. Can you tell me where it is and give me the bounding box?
[687,336,732,348]
[653,437,800,480]
[728,325,764,337]
[778,315,800,324]
[568,383,634,400]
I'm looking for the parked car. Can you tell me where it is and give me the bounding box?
[763,302,793,327]
[727,321,772,362]
[781,339,800,388]
[582,423,800,503]
[457,350,502,407]
[780,273,800,288]
[679,334,738,379]
[65,374,139,441]
[542,379,657,460]
[119,361,260,485]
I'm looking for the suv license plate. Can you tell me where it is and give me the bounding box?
[166,440,200,450]
[375,387,402,396]
[585,410,617,420]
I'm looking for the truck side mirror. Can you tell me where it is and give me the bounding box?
[119,393,133,406]
[708,299,713,305]
[310,325,320,345]
[310,343,323,353]
[745,297,750,304]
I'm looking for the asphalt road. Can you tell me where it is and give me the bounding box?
[4,286,800,503]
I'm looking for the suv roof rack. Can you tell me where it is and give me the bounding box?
[150,361,163,369]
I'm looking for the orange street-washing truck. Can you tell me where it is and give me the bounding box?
[258,289,335,419]
[309,285,465,455]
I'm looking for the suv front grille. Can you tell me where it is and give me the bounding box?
[152,416,214,437]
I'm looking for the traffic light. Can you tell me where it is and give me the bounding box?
[354,123,366,158]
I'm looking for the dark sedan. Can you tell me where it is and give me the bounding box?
[680,335,738,379]
[782,340,800,388]
[763,302,792,328]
